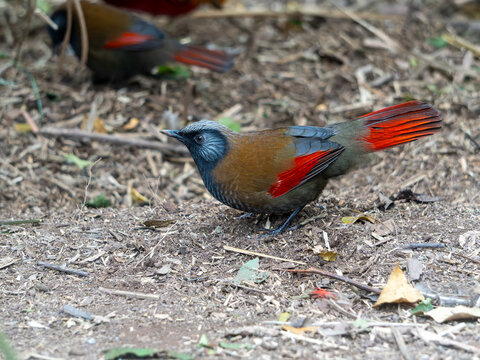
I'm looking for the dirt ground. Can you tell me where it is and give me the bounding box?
[1,0,480,359]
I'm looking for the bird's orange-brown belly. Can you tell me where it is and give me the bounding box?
[215,176,329,214]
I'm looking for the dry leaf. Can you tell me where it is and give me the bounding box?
[142,219,175,228]
[373,219,395,236]
[282,325,318,335]
[123,117,139,130]
[319,250,338,262]
[131,188,149,203]
[425,305,480,323]
[407,258,423,281]
[342,214,376,225]
[373,264,424,307]
[14,123,32,133]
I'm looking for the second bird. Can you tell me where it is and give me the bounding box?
[48,1,233,81]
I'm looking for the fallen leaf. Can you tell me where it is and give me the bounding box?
[142,219,175,228]
[156,264,171,275]
[342,214,376,225]
[310,288,336,299]
[219,342,252,350]
[131,188,149,204]
[373,219,395,236]
[198,334,213,349]
[282,325,318,335]
[319,250,338,262]
[104,348,161,360]
[65,154,93,170]
[14,123,32,133]
[234,258,269,285]
[373,264,424,307]
[218,117,242,132]
[85,194,112,208]
[407,257,423,281]
[411,298,434,315]
[27,320,49,329]
[378,192,393,210]
[278,312,291,322]
[425,305,480,323]
[93,117,107,133]
[123,117,139,130]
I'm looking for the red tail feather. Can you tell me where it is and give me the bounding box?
[174,45,233,73]
[360,101,442,151]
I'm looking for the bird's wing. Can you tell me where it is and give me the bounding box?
[268,127,344,198]
[103,19,167,51]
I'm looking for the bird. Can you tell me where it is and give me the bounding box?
[47,0,233,82]
[162,101,442,235]
[102,0,226,17]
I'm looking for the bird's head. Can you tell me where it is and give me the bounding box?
[162,120,232,172]
[47,9,68,49]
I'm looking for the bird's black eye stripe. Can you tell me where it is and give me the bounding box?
[194,134,205,144]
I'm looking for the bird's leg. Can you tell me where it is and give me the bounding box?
[263,205,305,237]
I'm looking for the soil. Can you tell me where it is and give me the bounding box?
[1,0,480,359]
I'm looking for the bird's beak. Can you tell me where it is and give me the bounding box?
[161,129,183,141]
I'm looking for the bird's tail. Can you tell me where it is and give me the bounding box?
[173,45,233,73]
[358,101,442,151]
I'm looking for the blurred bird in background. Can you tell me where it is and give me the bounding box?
[47,0,233,82]
[163,101,442,235]
[102,0,226,17]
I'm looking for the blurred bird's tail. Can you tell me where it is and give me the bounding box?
[358,101,442,151]
[174,45,233,73]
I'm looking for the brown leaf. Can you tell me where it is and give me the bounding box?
[123,117,140,130]
[142,219,175,228]
[342,214,376,225]
[282,325,318,335]
[426,305,480,323]
[373,219,395,236]
[373,264,424,307]
[131,188,149,203]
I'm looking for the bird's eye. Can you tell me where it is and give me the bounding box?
[194,134,205,144]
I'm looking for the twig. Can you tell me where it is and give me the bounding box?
[402,243,445,250]
[0,219,42,225]
[192,7,403,22]
[21,109,39,133]
[416,329,480,354]
[14,0,36,62]
[282,267,382,294]
[443,33,480,58]
[62,304,94,320]
[38,127,188,155]
[72,0,88,67]
[453,252,480,265]
[392,327,413,360]
[37,261,89,277]
[35,8,58,30]
[99,287,160,300]
[224,245,307,265]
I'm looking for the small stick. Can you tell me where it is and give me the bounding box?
[38,127,188,155]
[224,245,307,265]
[402,243,445,250]
[392,327,413,360]
[99,287,160,300]
[62,304,94,320]
[453,252,480,265]
[0,219,42,225]
[282,267,381,294]
[37,261,88,277]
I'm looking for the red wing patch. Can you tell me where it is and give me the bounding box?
[268,149,342,198]
[104,32,155,49]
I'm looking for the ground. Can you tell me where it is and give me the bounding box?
[1,0,480,359]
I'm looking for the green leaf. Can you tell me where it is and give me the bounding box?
[218,117,241,132]
[234,258,269,285]
[219,342,249,350]
[167,352,194,360]
[36,0,52,13]
[353,318,370,330]
[0,332,18,360]
[198,334,212,349]
[411,298,434,315]
[104,348,158,360]
[85,194,112,209]
[428,36,447,49]
[278,312,291,323]
[154,65,190,78]
[65,154,93,170]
